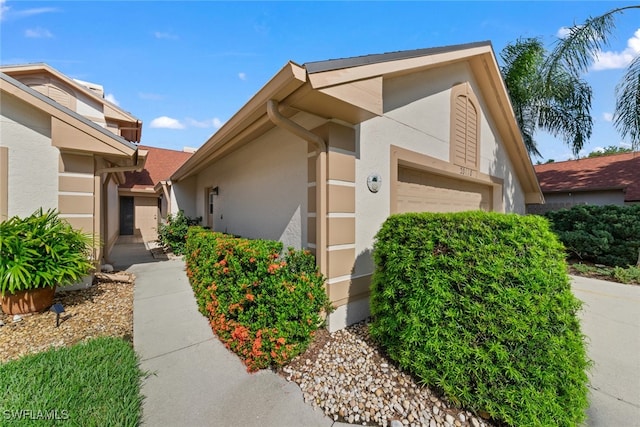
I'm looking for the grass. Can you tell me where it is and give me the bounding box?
[570,262,640,285]
[0,337,145,426]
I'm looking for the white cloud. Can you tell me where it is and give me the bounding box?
[186,117,224,129]
[3,3,58,21]
[150,116,185,129]
[104,93,119,106]
[556,26,572,39]
[238,72,247,81]
[0,0,9,21]
[592,28,640,71]
[25,27,53,38]
[15,7,57,18]
[602,112,613,122]
[154,31,178,40]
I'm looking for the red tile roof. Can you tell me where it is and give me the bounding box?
[534,152,640,202]
[121,145,193,190]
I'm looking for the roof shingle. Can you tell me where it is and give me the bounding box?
[534,152,640,202]
[121,145,193,191]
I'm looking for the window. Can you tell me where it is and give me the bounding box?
[450,82,480,170]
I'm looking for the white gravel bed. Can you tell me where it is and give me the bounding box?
[282,321,494,427]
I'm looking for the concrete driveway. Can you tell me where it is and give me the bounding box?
[571,275,640,426]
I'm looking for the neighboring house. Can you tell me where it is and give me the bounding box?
[119,145,193,242]
[528,152,640,214]
[0,64,145,261]
[169,41,543,331]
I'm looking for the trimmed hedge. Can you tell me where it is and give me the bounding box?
[370,211,589,427]
[185,227,330,371]
[544,204,640,267]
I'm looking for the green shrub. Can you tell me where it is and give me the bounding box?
[370,211,589,427]
[544,204,640,267]
[612,265,640,284]
[157,210,201,255]
[185,227,331,371]
[0,208,94,295]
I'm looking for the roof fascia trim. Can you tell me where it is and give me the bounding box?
[308,44,493,89]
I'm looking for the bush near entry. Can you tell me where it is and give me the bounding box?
[544,204,640,267]
[157,210,201,255]
[185,227,331,371]
[370,211,589,427]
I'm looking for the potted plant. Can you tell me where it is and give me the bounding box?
[0,208,94,314]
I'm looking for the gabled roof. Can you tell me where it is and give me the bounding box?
[121,145,193,192]
[534,152,640,202]
[0,63,142,142]
[304,41,491,73]
[171,41,542,203]
[1,72,139,162]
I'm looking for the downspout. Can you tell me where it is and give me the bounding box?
[266,100,328,276]
[266,100,326,151]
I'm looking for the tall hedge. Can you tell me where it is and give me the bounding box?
[370,211,589,427]
[544,204,640,267]
[185,227,330,371]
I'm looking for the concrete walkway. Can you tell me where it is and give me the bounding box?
[110,238,338,427]
[571,275,640,426]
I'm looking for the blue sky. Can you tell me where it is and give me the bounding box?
[1,1,638,161]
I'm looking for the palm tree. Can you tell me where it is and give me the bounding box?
[500,38,592,157]
[545,5,640,151]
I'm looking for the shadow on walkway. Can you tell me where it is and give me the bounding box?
[109,236,162,270]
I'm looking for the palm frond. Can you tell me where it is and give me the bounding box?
[537,75,593,157]
[614,54,640,149]
[544,5,640,87]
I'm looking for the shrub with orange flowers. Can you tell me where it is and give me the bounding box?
[185,227,332,371]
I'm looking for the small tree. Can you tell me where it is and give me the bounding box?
[587,145,633,157]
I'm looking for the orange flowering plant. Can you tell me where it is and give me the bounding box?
[185,227,332,371]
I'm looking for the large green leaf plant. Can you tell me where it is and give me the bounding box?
[0,208,95,295]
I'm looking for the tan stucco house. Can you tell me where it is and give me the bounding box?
[119,145,193,242]
[169,41,543,331]
[0,64,145,261]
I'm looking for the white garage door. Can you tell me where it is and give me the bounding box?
[396,166,492,214]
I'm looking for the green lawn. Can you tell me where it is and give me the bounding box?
[0,337,145,426]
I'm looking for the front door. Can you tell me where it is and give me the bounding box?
[120,196,134,235]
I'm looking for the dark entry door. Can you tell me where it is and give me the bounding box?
[120,196,134,235]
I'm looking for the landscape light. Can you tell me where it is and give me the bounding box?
[50,303,65,327]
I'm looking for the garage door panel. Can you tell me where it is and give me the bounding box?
[396,166,492,214]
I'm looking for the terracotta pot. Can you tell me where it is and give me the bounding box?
[1,287,56,315]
